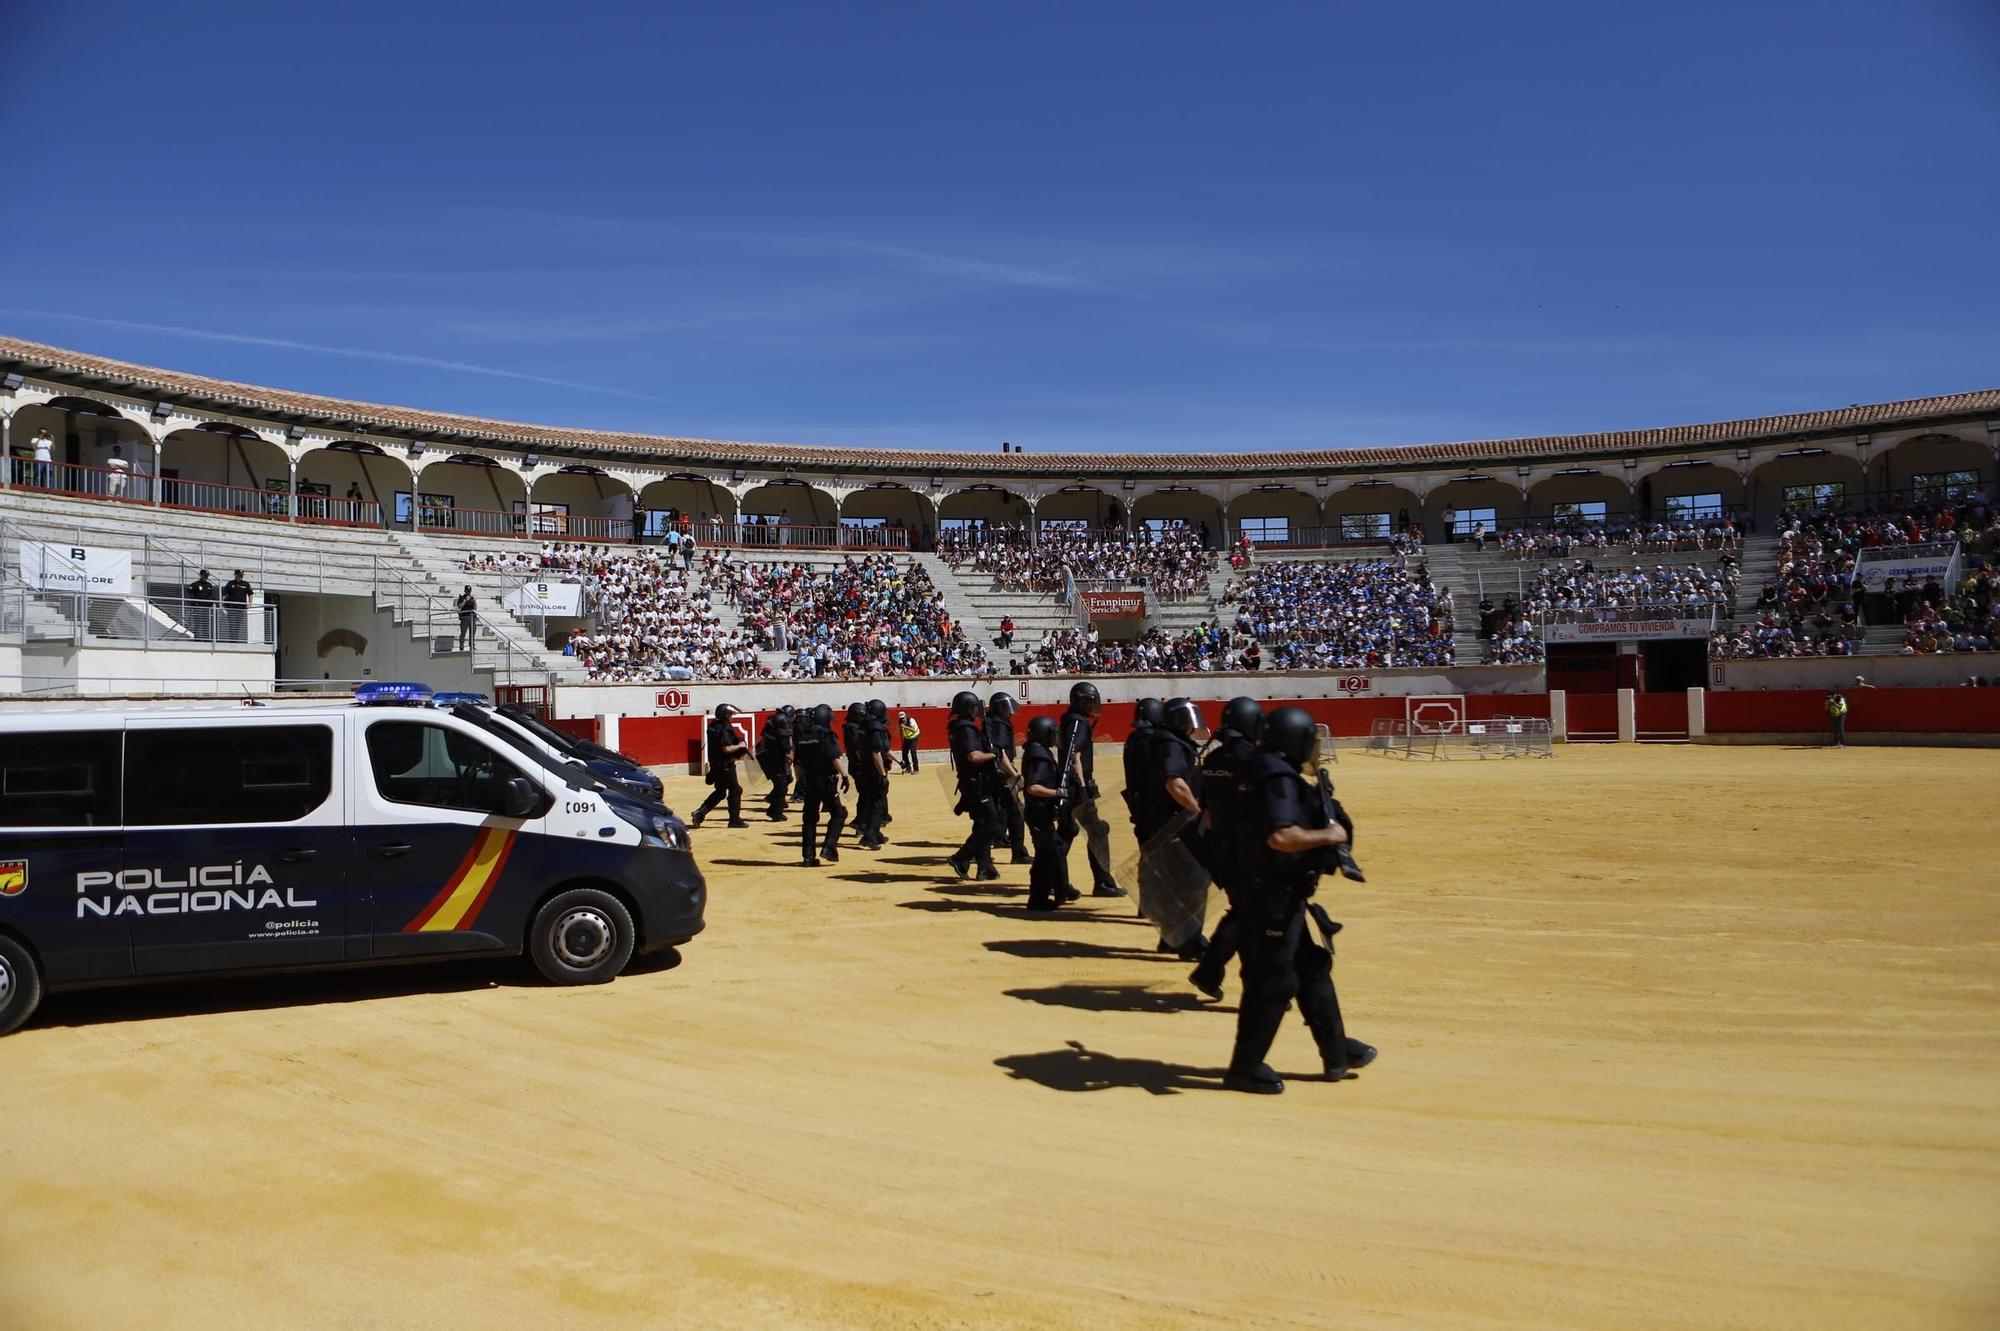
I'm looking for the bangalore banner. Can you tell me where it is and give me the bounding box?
[503,580,584,616]
[22,542,133,594]
[1542,617,1714,643]
[1080,590,1147,620]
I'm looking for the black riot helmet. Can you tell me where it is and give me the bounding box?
[867,698,887,719]
[1027,714,1058,747]
[846,701,866,722]
[1259,705,1320,769]
[987,691,1017,718]
[1068,680,1101,714]
[1134,697,1164,728]
[1163,696,1203,736]
[1221,696,1264,741]
[713,703,737,720]
[811,703,834,727]
[776,704,794,719]
[951,690,982,719]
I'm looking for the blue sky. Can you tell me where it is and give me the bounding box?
[3,1,1996,453]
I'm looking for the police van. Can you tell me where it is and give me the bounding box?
[0,683,705,1033]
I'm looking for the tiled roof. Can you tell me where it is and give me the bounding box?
[3,334,1995,479]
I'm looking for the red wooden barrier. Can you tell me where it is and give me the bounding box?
[1706,688,2000,735]
[1567,693,1618,741]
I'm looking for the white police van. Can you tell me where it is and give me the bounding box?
[0,683,705,1033]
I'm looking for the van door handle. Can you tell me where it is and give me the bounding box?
[277,847,318,862]
[371,842,413,858]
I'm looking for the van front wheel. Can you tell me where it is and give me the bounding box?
[528,889,635,986]
[0,935,44,1035]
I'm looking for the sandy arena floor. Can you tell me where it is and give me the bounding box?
[2,744,1996,1330]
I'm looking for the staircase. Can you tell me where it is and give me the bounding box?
[398,533,592,683]
[0,492,567,688]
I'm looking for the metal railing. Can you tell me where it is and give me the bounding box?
[161,476,292,521]
[369,555,556,689]
[6,456,153,504]
[1,588,276,649]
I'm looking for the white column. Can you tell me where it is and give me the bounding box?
[1548,689,1567,742]
[1687,687,1707,739]
[150,435,164,503]
[1616,688,1637,743]
[599,713,621,752]
[287,456,299,522]
[0,410,11,490]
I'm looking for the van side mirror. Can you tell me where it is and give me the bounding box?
[500,776,542,819]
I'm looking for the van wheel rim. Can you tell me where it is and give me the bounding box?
[553,910,614,968]
[0,958,12,1007]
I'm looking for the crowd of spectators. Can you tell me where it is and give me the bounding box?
[1028,624,1240,674]
[707,553,990,679]
[1481,600,1545,665]
[1891,563,1998,655]
[1490,516,1739,560]
[946,523,1214,601]
[1520,558,1738,623]
[1226,559,1454,669]
[537,549,763,681]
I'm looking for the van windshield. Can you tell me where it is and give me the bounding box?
[447,705,604,794]
[496,705,590,756]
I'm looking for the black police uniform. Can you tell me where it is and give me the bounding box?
[1020,736,1072,910]
[692,715,747,826]
[1120,716,1155,837]
[868,712,894,833]
[1229,752,1361,1087]
[948,715,1002,878]
[846,710,884,849]
[985,709,1029,862]
[1057,706,1122,895]
[1188,729,1258,995]
[1141,727,1202,846]
[184,572,218,642]
[794,716,848,864]
[757,712,794,820]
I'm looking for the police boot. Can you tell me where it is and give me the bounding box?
[820,837,840,864]
[1298,977,1355,1079]
[1225,1000,1290,1094]
[947,853,973,879]
[977,860,1001,881]
[1009,845,1032,865]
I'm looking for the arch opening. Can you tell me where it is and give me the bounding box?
[1321,481,1422,545]
[1227,485,1319,547]
[840,483,930,550]
[529,466,635,542]
[295,442,410,527]
[8,396,151,501]
[411,455,529,538]
[737,480,838,549]
[1130,488,1222,547]
[158,424,293,518]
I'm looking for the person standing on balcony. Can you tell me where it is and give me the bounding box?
[455,585,478,651]
[221,570,254,643]
[30,428,54,488]
[344,481,364,521]
[185,568,218,641]
[105,445,131,500]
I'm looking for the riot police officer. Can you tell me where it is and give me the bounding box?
[985,692,1030,864]
[757,705,795,821]
[1224,705,1375,1094]
[1121,696,1164,842]
[1056,681,1125,897]
[1020,714,1073,911]
[794,702,851,866]
[691,704,750,828]
[946,691,1003,881]
[866,699,895,835]
[843,702,884,850]
[1189,696,1263,999]
[1138,697,1210,960]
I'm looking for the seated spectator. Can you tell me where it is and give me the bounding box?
[707,553,989,679]
[1231,558,1454,669]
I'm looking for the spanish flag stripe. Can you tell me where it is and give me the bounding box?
[447,830,516,934]
[405,828,514,933]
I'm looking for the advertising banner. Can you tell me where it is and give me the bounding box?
[1541,617,1713,643]
[1080,590,1147,620]
[1851,552,1957,592]
[502,580,583,616]
[22,542,133,594]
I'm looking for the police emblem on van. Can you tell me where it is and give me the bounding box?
[0,860,25,896]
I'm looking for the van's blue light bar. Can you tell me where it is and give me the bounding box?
[355,681,434,706]
[432,692,490,707]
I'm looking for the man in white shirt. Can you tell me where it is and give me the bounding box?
[31,428,55,488]
[105,445,131,499]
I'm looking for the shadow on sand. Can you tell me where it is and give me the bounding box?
[994,1040,1228,1095]
[1003,982,1226,1015]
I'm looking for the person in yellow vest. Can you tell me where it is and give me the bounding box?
[897,710,921,772]
[1825,690,1849,748]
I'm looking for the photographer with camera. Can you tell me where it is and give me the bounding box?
[1223,706,1376,1095]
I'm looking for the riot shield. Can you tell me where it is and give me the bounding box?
[737,756,770,794]
[1114,809,1212,950]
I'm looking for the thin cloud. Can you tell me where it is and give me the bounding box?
[0,310,671,404]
